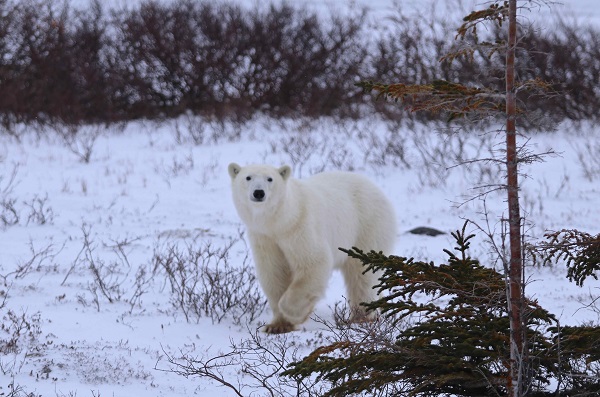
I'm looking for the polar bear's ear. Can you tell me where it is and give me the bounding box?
[228,163,242,179]
[278,165,292,181]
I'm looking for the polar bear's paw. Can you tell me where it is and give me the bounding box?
[263,319,296,334]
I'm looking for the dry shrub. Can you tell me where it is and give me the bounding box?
[0,0,599,130]
[152,235,267,326]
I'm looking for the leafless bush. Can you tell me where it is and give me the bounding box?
[1,0,368,124]
[359,122,411,170]
[0,240,61,283]
[270,130,318,177]
[24,193,54,225]
[81,225,125,309]
[237,4,368,119]
[317,138,356,173]
[0,123,31,144]
[167,153,194,177]
[573,133,600,182]
[516,18,600,124]
[269,116,416,176]
[313,303,410,361]
[0,0,114,126]
[0,308,42,376]
[152,235,267,325]
[158,326,326,397]
[1,380,37,397]
[0,197,19,228]
[0,310,41,356]
[72,224,150,312]
[160,305,408,397]
[409,124,501,189]
[0,163,19,228]
[153,150,195,188]
[173,114,244,145]
[198,156,220,188]
[267,117,363,176]
[54,123,104,163]
[365,6,450,125]
[106,235,154,313]
[128,263,154,314]
[1,0,599,128]
[173,116,208,146]
[0,182,54,229]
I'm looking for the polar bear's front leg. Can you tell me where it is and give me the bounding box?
[277,258,332,327]
[248,235,296,333]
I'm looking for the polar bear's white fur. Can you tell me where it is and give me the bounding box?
[228,163,396,333]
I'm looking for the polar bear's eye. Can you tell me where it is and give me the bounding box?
[267,177,273,182]
[246,176,251,181]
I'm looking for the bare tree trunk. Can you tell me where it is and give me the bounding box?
[506,0,525,396]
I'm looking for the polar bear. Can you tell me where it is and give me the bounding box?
[228,163,396,333]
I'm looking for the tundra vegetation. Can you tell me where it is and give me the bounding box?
[1,0,599,396]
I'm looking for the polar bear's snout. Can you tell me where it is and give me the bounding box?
[249,179,269,202]
[252,189,266,202]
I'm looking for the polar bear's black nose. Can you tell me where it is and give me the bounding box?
[253,189,265,200]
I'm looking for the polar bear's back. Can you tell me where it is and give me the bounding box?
[299,171,396,262]
[305,171,391,213]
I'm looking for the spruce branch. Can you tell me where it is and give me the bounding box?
[533,229,600,287]
[285,222,559,397]
[356,80,505,119]
[458,2,510,41]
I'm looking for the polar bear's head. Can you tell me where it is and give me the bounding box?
[228,163,292,215]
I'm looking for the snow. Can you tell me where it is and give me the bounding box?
[1,0,600,396]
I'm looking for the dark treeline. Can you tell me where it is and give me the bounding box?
[1,0,599,128]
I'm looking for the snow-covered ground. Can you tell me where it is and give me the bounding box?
[1,1,599,396]
[2,115,599,396]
